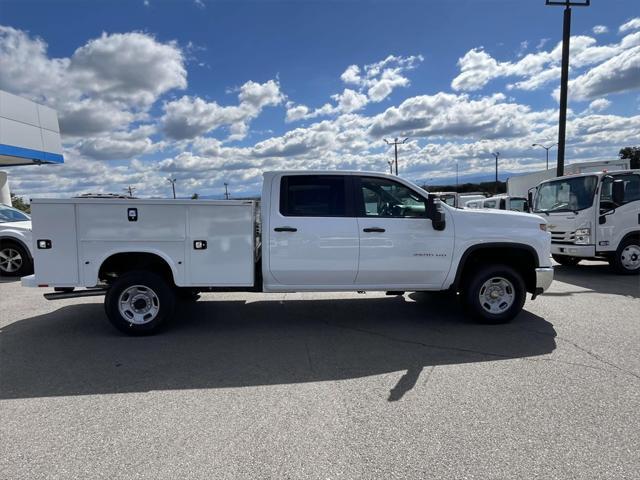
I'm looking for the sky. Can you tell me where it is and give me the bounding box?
[0,0,639,199]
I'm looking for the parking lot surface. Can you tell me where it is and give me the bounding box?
[1,261,639,479]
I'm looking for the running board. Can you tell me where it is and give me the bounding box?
[44,289,107,301]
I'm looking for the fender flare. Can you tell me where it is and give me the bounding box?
[452,242,540,289]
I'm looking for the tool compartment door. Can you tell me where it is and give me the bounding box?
[187,203,255,286]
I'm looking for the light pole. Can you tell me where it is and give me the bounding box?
[492,152,500,194]
[223,182,229,200]
[546,0,590,177]
[123,185,136,197]
[532,143,557,170]
[387,160,394,175]
[384,137,409,175]
[455,161,459,193]
[167,177,176,199]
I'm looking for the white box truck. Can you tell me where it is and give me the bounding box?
[22,171,553,335]
[507,159,631,198]
[530,169,640,274]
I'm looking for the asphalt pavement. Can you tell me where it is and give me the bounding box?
[1,261,638,479]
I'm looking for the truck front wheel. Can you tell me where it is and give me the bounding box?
[464,265,526,324]
[104,271,176,335]
[611,238,640,275]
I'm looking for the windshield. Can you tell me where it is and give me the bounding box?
[0,205,30,222]
[534,176,598,213]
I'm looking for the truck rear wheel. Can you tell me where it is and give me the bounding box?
[552,254,581,266]
[463,265,526,324]
[104,271,176,335]
[611,238,640,275]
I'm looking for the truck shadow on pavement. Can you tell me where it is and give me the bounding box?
[0,294,556,401]
[552,262,640,299]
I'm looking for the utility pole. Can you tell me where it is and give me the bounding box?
[532,143,558,170]
[455,161,459,193]
[223,182,230,200]
[492,152,500,194]
[384,137,409,175]
[546,0,590,177]
[123,185,136,197]
[167,177,177,199]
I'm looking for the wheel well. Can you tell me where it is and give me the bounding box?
[455,245,538,293]
[98,252,175,285]
[620,231,640,246]
[0,236,31,259]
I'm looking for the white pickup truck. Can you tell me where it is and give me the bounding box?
[22,171,553,335]
[531,170,640,274]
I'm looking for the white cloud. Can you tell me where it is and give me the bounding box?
[341,54,423,102]
[586,98,611,113]
[452,23,640,94]
[162,79,283,140]
[0,25,186,158]
[563,46,640,100]
[619,18,640,33]
[592,25,609,35]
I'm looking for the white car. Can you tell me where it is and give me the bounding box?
[0,204,33,277]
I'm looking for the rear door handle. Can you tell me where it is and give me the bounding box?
[363,227,386,233]
[274,226,297,232]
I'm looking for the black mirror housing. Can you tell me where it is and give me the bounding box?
[426,195,446,231]
[612,180,625,205]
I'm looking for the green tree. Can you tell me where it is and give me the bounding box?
[10,194,30,214]
[191,193,199,200]
[619,146,640,169]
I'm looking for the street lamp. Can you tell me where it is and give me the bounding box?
[491,152,500,194]
[387,160,394,175]
[532,143,558,170]
[167,177,177,199]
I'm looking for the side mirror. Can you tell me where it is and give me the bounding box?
[527,191,534,211]
[432,210,446,231]
[524,200,530,213]
[612,180,625,205]
[426,195,446,231]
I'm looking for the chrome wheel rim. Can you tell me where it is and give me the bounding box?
[620,244,640,271]
[478,276,515,314]
[118,285,160,325]
[0,248,23,273]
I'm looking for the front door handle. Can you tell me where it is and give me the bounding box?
[274,226,297,232]
[363,227,386,233]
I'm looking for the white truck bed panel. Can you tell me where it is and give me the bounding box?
[30,198,256,288]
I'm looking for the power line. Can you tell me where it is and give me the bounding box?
[546,0,590,177]
[384,137,409,175]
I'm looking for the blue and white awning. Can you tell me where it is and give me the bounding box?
[0,90,64,166]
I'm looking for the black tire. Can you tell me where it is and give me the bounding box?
[610,237,640,275]
[552,254,581,266]
[0,240,32,277]
[176,288,201,302]
[104,271,176,335]
[463,264,526,324]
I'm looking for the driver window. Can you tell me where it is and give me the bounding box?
[358,177,427,218]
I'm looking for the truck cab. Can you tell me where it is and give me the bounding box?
[532,170,640,274]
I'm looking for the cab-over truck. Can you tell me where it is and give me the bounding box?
[22,171,553,335]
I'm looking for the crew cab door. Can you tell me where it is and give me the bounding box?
[353,176,454,288]
[267,174,359,286]
[597,173,640,250]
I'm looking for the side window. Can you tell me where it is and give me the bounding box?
[600,174,640,207]
[357,177,427,218]
[510,198,526,212]
[483,200,497,209]
[280,175,347,217]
